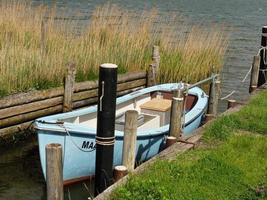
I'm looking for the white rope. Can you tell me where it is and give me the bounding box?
[241,64,253,83]
[260,69,267,83]
[220,90,236,100]
[59,124,96,152]
[220,54,257,100]
[257,46,267,65]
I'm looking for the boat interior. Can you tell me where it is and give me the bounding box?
[62,91,198,131]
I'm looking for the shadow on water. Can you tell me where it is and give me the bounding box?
[0,134,94,200]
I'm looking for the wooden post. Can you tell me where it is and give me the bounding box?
[147,45,160,87]
[227,99,237,109]
[250,55,260,93]
[258,26,267,86]
[214,80,221,116]
[46,143,63,200]
[122,110,138,172]
[113,166,128,182]
[204,114,215,123]
[63,63,76,112]
[169,89,184,139]
[95,63,118,196]
[152,45,160,73]
[147,64,155,87]
[165,136,177,148]
[208,75,220,116]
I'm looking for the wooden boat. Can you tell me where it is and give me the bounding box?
[34,83,208,184]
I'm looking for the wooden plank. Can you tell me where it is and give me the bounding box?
[0,121,32,139]
[73,89,98,102]
[140,99,172,112]
[73,79,146,102]
[0,87,63,109]
[74,71,146,93]
[0,105,63,128]
[117,79,146,92]
[73,97,98,109]
[73,86,145,109]
[0,97,63,120]
[0,71,147,109]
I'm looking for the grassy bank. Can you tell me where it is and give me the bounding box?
[0,2,227,97]
[110,90,267,200]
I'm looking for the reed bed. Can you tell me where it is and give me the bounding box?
[0,2,228,97]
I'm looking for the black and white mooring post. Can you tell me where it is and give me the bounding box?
[258,26,267,86]
[94,63,118,196]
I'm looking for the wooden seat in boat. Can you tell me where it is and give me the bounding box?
[140,99,172,126]
[139,98,172,112]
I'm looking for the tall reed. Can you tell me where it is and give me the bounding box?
[0,2,228,97]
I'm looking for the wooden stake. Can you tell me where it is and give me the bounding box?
[204,114,215,123]
[250,55,260,93]
[169,89,184,139]
[227,99,237,109]
[113,165,128,182]
[63,63,76,112]
[152,45,160,73]
[258,26,267,86]
[147,64,155,87]
[122,110,138,172]
[147,45,160,87]
[208,76,220,116]
[214,80,221,116]
[46,143,63,200]
[165,136,177,148]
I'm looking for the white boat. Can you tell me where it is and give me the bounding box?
[34,83,208,184]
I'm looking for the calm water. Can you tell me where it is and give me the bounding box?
[1,0,267,199]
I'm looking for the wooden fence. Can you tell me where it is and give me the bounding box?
[0,71,148,144]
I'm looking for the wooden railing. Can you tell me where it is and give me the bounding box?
[0,71,148,143]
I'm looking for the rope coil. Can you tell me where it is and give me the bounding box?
[95,136,116,146]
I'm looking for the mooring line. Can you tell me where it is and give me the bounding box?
[59,124,96,152]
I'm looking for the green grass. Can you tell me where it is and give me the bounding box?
[110,91,267,200]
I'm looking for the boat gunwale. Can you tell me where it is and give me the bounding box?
[34,83,208,138]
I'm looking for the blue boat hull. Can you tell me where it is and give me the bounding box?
[35,83,207,183]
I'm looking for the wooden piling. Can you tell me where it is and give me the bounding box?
[46,143,63,200]
[165,136,177,148]
[63,63,76,112]
[147,64,155,87]
[227,99,237,109]
[147,45,160,87]
[169,89,184,139]
[95,63,118,196]
[122,110,138,172]
[250,55,260,93]
[152,45,160,73]
[258,26,267,86]
[113,166,128,182]
[204,114,215,123]
[208,76,220,116]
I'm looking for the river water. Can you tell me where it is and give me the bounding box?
[1,0,267,199]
